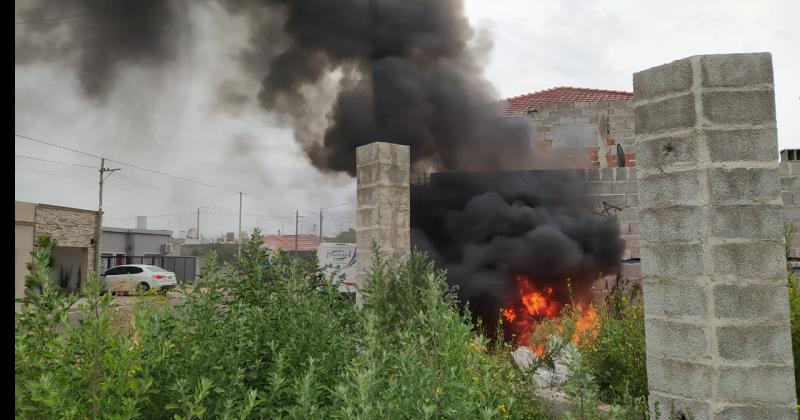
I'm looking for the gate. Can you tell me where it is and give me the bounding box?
[100,255,198,284]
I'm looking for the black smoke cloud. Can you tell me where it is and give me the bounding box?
[219,0,531,175]
[15,0,189,101]
[411,171,624,324]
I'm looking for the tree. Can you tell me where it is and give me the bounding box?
[332,228,356,243]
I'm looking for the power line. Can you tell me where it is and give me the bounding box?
[15,153,98,169]
[15,11,95,25]
[15,133,241,194]
[15,133,311,215]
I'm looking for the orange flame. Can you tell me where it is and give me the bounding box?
[571,305,599,345]
[502,274,600,353]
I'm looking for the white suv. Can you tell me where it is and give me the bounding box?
[100,264,178,293]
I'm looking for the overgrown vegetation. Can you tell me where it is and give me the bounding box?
[16,230,552,418]
[785,223,800,403]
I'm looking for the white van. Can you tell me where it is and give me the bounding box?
[317,243,357,294]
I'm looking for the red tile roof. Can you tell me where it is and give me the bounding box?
[263,234,320,252]
[502,87,633,116]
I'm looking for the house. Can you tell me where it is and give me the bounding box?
[15,201,100,298]
[502,87,635,169]
[262,234,320,252]
[101,226,173,270]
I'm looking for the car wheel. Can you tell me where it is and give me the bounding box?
[137,282,151,293]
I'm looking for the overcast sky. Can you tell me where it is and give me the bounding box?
[15,0,799,238]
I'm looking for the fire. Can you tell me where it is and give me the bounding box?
[501,274,600,356]
[572,305,598,344]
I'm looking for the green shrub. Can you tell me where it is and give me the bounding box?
[788,269,800,403]
[17,231,553,418]
[577,289,647,412]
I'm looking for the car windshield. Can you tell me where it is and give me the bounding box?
[146,265,168,272]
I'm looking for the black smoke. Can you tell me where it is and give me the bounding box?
[411,171,624,328]
[218,0,531,175]
[15,0,189,102]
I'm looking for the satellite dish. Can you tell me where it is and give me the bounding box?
[616,144,625,167]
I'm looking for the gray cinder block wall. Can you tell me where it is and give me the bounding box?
[633,53,797,419]
[355,142,411,307]
[781,161,800,257]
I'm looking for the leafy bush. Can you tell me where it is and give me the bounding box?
[578,289,647,407]
[16,231,551,418]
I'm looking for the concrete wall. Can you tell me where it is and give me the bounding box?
[527,100,636,169]
[32,204,99,290]
[15,202,36,299]
[633,52,796,419]
[356,142,411,306]
[781,161,800,257]
[102,228,172,256]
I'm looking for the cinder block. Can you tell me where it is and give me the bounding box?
[646,356,712,399]
[646,319,709,358]
[781,176,800,190]
[641,243,704,278]
[625,194,639,208]
[716,405,797,420]
[705,128,779,163]
[600,168,615,181]
[702,90,776,125]
[710,204,783,240]
[643,281,707,317]
[713,284,791,321]
[635,94,696,135]
[649,394,710,420]
[615,167,628,181]
[640,205,703,242]
[794,192,800,205]
[712,242,786,282]
[782,192,794,205]
[638,134,698,168]
[708,167,780,205]
[638,170,700,208]
[784,205,800,222]
[633,57,693,100]
[718,365,797,405]
[620,261,641,278]
[716,324,793,363]
[700,53,773,88]
[780,162,791,176]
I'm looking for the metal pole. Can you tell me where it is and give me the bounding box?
[295,210,299,251]
[95,158,105,274]
[238,192,243,258]
[196,208,200,242]
[319,208,323,242]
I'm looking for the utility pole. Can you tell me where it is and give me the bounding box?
[238,192,243,258]
[196,208,200,242]
[319,208,323,242]
[95,158,120,273]
[295,210,299,251]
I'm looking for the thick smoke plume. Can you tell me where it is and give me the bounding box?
[221,0,531,175]
[15,0,189,102]
[411,171,624,327]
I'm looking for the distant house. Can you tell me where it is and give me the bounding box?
[501,86,635,170]
[101,226,173,270]
[262,234,320,252]
[15,201,101,297]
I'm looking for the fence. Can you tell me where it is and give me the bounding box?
[101,255,198,284]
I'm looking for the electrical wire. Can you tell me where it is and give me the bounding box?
[15,11,95,25]
[15,154,98,169]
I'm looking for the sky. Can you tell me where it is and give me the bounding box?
[15,0,800,239]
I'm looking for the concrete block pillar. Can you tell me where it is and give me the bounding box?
[634,53,797,419]
[355,142,411,306]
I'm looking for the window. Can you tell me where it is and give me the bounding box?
[127,267,143,274]
[104,266,127,276]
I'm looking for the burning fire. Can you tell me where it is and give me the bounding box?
[501,275,599,357]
